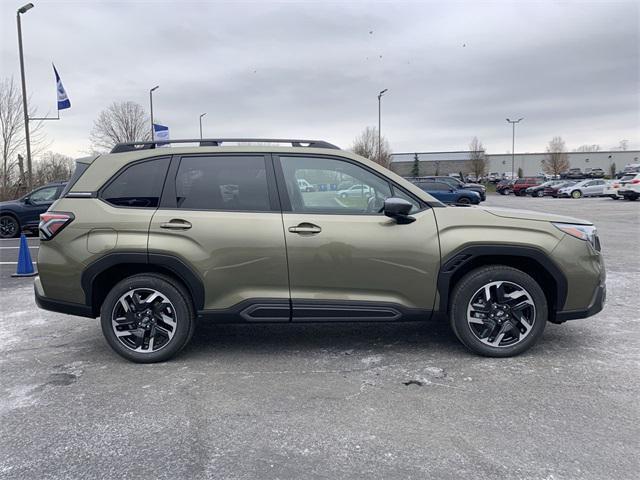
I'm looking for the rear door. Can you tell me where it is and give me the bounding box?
[148,154,290,318]
[275,154,440,321]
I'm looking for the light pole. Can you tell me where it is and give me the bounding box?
[17,3,34,190]
[506,117,523,178]
[199,113,206,140]
[377,89,388,161]
[149,85,159,142]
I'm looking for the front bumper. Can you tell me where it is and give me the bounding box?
[554,281,606,322]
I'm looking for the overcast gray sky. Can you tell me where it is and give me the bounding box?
[1,0,638,157]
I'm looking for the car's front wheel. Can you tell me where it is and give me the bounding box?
[0,215,20,239]
[571,190,583,199]
[100,274,195,363]
[450,266,547,357]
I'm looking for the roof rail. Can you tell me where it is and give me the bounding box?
[110,138,340,153]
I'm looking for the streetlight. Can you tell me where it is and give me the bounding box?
[149,85,159,142]
[199,113,206,140]
[506,117,524,178]
[16,3,34,189]
[377,89,388,161]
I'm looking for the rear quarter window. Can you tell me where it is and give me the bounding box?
[101,157,170,208]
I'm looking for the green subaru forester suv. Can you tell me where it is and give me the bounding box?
[35,139,606,363]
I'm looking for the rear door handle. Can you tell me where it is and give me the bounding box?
[288,223,322,234]
[160,219,192,230]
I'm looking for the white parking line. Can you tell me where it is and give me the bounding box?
[0,246,39,249]
[0,261,36,265]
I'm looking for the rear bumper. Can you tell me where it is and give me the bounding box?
[34,276,95,318]
[554,281,606,322]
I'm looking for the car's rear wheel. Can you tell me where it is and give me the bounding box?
[100,274,195,363]
[450,266,547,357]
[0,215,20,239]
[571,190,583,199]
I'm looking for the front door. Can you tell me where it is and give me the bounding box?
[148,154,290,320]
[275,154,440,322]
[24,184,61,225]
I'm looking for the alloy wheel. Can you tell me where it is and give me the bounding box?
[571,190,582,199]
[111,288,177,353]
[0,216,18,238]
[466,281,536,348]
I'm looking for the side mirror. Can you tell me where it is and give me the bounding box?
[383,197,415,224]
[23,197,32,205]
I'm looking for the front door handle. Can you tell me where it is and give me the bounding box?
[288,223,322,234]
[160,219,192,230]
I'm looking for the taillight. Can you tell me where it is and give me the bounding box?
[39,212,74,240]
[632,179,640,184]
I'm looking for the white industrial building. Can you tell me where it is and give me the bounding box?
[390,150,640,178]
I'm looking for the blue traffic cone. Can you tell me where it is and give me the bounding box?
[11,233,37,277]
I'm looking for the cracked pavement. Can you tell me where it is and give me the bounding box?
[1,196,638,479]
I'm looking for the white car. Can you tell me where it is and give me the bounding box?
[617,173,640,201]
[557,179,607,199]
[605,173,640,200]
[297,179,315,192]
[337,184,372,198]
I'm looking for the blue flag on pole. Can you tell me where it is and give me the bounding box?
[53,64,71,110]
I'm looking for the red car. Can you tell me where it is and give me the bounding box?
[512,177,544,196]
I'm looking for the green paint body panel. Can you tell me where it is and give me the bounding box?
[36,144,605,322]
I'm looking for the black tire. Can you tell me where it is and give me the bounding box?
[571,190,583,199]
[0,215,20,239]
[449,265,547,357]
[100,273,195,363]
[457,197,471,205]
[535,190,543,197]
[498,190,506,195]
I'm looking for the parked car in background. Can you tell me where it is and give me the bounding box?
[338,184,372,198]
[418,176,486,201]
[563,168,584,179]
[297,178,316,192]
[587,168,605,178]
[617,173,640,201]
[496,179,515,195]
[526,180,565,197]
[412,180,481,205]
[502,172,517,180]
[0,182,67,238]
[545,181,576,197]
[603,178,627,200]
[488,172,501,183]
[622,163,640,174]
[557,179,607,199]
[512,177,544,196]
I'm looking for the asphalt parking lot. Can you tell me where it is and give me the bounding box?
[1,196,638,480]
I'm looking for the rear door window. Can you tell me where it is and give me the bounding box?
[175,156,271,211]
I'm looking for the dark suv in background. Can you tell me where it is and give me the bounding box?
[0,182,67,238]
[416,176,486,201]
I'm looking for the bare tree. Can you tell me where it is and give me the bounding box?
[541,136,570,176]
[0,77,48,199]
[33,152,74,186]
[351,126,392,168]
[574,144,600,152]
[618,139,628,151]
[90,101,151,152]
[468,136,487,180]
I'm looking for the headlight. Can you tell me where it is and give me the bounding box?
[553,222,600,251]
